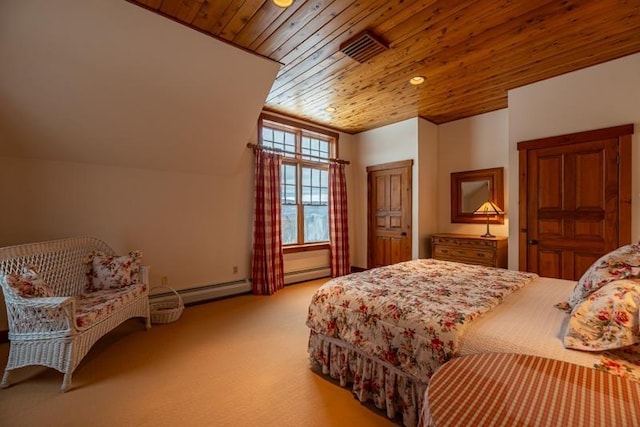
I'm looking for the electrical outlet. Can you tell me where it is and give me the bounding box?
[160,276,168,285]
[232,266,238,274]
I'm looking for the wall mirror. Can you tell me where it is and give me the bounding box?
[451,167,504,224]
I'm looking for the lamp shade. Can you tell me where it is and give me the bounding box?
[473,201,504,216]
[473,200,504,238]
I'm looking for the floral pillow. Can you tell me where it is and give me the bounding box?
[567,242,640,308]
[3,265,54,298]
[564,279,640,351]
[87,250,142,291]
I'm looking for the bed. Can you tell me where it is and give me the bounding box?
[306,256,640,427]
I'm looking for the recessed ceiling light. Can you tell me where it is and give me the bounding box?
[272,0,294,7]
[409,76,425,85]
[324,106,336,113]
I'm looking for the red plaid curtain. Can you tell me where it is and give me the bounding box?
[252,150,285,295]
[329,162,350,277]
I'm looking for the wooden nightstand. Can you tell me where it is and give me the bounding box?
[431,233,507,268]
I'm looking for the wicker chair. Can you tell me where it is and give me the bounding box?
[0,237,150,391]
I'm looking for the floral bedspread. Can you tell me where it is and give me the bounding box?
[306,259,539,382]
[595,344,640,383]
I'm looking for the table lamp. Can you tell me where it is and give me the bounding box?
[473,201,504,238]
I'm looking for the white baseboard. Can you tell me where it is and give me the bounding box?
[149,267,329,306]
[150,279,251,305]
[284,266,330,284]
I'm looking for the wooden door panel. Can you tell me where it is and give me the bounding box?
[390,174,402,210]
[390,237,403,265]
[537,155,563,209]
[575,151,604,209]
[374,236,388,267]
[538,219,562,237]
[537,249,562,278]
[574,220,603,239]
[376,176,387,211]
[389,215,402,229]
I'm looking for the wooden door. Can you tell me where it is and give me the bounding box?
[367,160,412,269]
[518,125,633,280]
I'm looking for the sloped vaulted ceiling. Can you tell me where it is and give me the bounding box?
[0,0,280,175]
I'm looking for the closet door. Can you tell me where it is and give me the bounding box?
[367,160,413,269]
[518,124,633,280]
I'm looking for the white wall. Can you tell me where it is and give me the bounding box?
[352,118,438,267]
[0,155,255,285]
[418,119,440,257]
[508,53,640,269]
[0,1,279,175]
[437,109,510,237]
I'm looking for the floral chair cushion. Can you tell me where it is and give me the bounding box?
[76,283,147,328]
[567,242,640,308]
[3,265,54,298]
[87,250,142,291]
[564,279,640,351]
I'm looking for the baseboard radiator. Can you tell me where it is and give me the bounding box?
[149,267,330,306]
[284,266,330,285]
[150,279,251,306]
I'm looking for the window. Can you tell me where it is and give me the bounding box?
[259,114,338,248]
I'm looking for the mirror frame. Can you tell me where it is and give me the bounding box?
[450,167,504,224]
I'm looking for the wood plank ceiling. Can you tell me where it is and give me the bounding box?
[128,0,640,134]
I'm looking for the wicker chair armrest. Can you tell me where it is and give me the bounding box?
[139,265,150,285]
[9,296,73,307]
[6,296,77,336]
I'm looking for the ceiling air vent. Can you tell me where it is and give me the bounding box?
[339,31,388,63]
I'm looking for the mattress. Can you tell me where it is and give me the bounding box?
[459,276,600,368]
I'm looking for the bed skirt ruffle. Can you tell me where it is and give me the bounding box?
[308,330,428,427]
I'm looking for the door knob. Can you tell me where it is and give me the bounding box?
[528,240,539,245]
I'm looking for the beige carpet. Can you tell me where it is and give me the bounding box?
[0,279,399,427]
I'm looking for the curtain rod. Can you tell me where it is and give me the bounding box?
[246,143,350,165]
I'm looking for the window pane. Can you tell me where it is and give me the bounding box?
[281,164,296,204]
[302,167,328,206]
[274,130,284,144]
[301,186,311,204]
[304,205,328,243]
[262,125,296,158]
[301,135,329,162]
[282,205,298,245]
[321,187,328,204]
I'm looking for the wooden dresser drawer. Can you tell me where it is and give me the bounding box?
[432,236,497,248]
[431,233,508,268]
[433,246,495,265]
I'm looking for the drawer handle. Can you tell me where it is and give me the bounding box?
[441,249,449,254]
[477,253,485,257]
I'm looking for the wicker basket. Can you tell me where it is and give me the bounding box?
[149,286,184,324]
